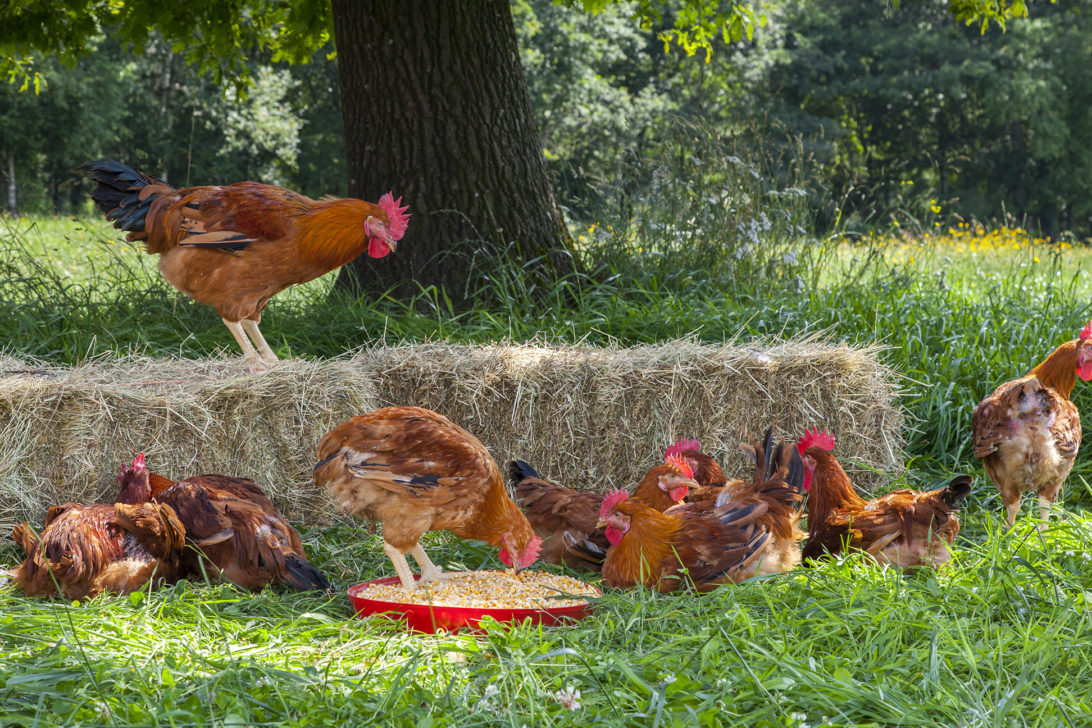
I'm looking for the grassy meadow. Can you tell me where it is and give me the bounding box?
[2,211,1092,726]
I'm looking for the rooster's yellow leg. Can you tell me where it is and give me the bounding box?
[222,318,263,365]
[383,541,418,589]
[241,319,279,362]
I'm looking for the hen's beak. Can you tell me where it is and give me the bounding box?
[595,517,607,529]
[385,237,398,253]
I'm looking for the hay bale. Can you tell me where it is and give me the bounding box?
[0,340,904,534]
[361,339,904,496]
[0,357,377,534]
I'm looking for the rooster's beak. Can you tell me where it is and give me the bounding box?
[595,517,607,529]
[385,238,398,253]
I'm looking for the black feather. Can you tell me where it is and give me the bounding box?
[941,475,973,507]
[507,459,540,486]
[76,159,168,234]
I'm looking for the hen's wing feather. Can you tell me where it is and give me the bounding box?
[971,382,1018,459]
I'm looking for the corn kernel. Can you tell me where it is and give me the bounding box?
[359,570,598,609]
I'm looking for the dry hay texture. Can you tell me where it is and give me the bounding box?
[0,340,904,535]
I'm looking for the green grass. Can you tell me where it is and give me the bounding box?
[4,212,1092,725]
[4,511,1092,727]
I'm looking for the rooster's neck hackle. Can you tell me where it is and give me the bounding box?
[295,199,382,270]
[605,501,680,587]
[1030,340,1080,399]
[806,449,866,539]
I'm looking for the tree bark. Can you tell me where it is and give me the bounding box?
[331,0,575,305]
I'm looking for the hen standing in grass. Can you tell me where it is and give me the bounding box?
[146,466,329,591]
[594,431,806,592]
[11,454,186,600]
[78,159,409,366]
[972,321,1092,529]
[314,407,543,589]
[800,429,972,568]
[509,454,697,571]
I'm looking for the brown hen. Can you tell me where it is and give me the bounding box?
[800,429,972,569]
[11,454,186,600]
[972,321,1092,528]
[314,407,542,589]
[148,469,329,591]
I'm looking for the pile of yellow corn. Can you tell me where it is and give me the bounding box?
[361,570,598,609]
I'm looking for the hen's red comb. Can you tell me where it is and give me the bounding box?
[797,427,836,453]
[665,454,695,480]
[378,192,410,241]
[1080,320,1092,341]
[664,438,701,459]
[600,488,630,517]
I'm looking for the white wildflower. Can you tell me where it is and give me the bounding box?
[1083,553,1091,562]
[782,250,798,265]
[790,711,809,727]
[476,683,500,710]
[551,684,581,711]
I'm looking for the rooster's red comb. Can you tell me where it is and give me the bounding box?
[797,427,836,453]
[1080,320,1092,341]
[378,192,410,241]
[664,438,701,460]
[664,454,694,480]
[600,488,630,517]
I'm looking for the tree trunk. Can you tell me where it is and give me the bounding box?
[331,0,576,305]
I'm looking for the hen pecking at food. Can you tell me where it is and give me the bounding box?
[509,454,697,571]
[593,431,806,592]
[972,321,1092,529]
[800,429,973,569]
[11,454,186,600]
[146,467,329,591]
[313,407,543,589]
[78,159,409,366]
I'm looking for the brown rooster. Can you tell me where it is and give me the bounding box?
[800,429,972,569]
[79,159,409,366]
[509,455,697,571]
[147,468,329,591]
[593,432,806,592]
[972,321,1092,529]
[11,454,186,600]
[313,407,543,589]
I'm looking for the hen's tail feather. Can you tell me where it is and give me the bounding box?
[76,159,171,235]
[507,459,540,486]
[941,475,973,507]
[562,531,608,571]
[280,553,332,591]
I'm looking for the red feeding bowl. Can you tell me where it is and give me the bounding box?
[347,571,600,633]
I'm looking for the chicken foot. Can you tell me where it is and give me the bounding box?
[409,545,473,584]
[222,318,278,367]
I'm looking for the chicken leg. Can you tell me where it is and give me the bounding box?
[241,319,279,362]
[384,541,418,589]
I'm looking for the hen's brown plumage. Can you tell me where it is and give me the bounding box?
[149,471,329,591]
[78,159,407,364]
[11,457,186,600]
[801,446,972,569]
[599,433,807,592]
[314,407,542,589]
[510,459,695,571]
[972,328,1092,528]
